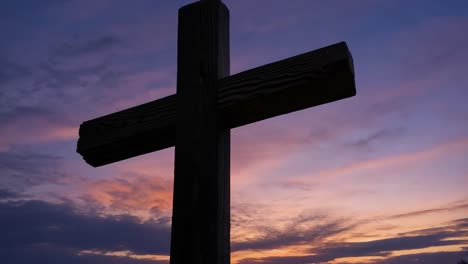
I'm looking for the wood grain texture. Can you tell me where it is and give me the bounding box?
[77,41,355,167]
[170,1,230,264]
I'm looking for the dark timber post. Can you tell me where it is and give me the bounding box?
[171,0,230,264]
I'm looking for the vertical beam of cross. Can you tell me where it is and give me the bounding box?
[170,1,230,264]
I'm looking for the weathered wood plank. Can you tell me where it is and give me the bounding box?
[77,94,176,166]
[77,41,355,167]
[170,1,230,264]
[218,42,355,128]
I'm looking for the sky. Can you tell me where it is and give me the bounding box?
[1,0,468,263]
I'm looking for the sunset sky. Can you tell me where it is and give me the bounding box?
[1,0,468,263]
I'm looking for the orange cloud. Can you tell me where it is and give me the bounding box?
[84,172,173,219]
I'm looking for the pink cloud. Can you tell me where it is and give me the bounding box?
[0,110,77,151]
[81,172,174,218]
[285,136,468,184]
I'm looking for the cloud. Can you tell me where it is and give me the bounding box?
[283,136,468,185]
[0,244,168,264]
[312,231,467,262]
[53,35,123,58]
[231,212,468,264]
[232,218,353,252]
[231,207,356,252]
[389,203,468,219]
[0,149,64,190]
[236,230,468,264]
[0,106,77,150]
[345,127,406,149]
[0,199,171,257]
[83,172,173,218]
[238,250,468,264]
[237,255,315,264]
[453,218,468,229]
[0,188,24,199]
[0,56,31,85]
[377,251,468,264]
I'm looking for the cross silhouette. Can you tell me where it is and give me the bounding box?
[77,1,356,263]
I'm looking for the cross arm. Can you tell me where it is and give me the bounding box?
[77,41,356,167]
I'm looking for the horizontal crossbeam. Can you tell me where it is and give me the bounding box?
[77,42,356,167]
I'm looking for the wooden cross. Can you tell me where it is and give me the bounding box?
[77,0,356,263]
